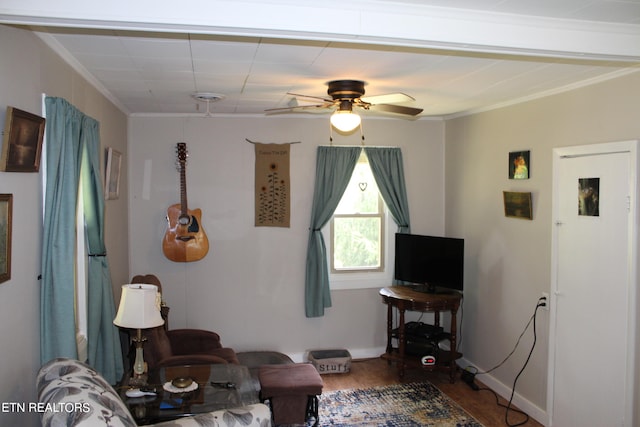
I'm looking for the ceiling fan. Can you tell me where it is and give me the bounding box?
[266,80,424,132]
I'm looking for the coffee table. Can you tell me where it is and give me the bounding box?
[120,364,259,425]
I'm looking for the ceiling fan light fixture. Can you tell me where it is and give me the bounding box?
[191,92,226,103]
[191,92,226,116]
[330,110,361,132]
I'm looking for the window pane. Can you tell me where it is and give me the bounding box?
[334,161,379,215]
[333,217,381,269]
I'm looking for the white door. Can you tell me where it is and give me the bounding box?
[549,141,637,427]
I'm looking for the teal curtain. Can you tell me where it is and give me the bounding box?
[364,147,411,234]
[41,97,122,384]
[81,117,123,384]
[365,147,411,285]
[41,97,84,363]
[305,146,362,317]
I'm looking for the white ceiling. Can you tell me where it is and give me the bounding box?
[2,0,640,119]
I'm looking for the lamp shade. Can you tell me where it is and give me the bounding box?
[330,110,361,132]
[113,284,165,329]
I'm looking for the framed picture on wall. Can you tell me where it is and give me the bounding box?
[509,150,530,180]
[503,191,533,220]
[0,194,12,284]
[105,147,122,200]
[0,107,45,172]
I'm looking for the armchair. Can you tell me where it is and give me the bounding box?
[144,326,239,368]
[127,274,239,369]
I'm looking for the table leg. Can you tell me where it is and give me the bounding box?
[398,308,406,378]
[448,307,458,383]
[385,303,393,361]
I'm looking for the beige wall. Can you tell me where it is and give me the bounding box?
[127,115,446,358]
[0,24,129,427]
[445,70,640,420]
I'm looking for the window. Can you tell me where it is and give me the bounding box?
[327,152,398,292]
[331,153,385,273]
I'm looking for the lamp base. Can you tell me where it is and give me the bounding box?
[130,329,148,385]
[127,372,149,387]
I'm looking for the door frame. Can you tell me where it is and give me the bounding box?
[548,140,639,426]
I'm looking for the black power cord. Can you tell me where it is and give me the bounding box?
[462,296,547,427]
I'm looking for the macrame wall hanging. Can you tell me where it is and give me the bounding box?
[248,139,299,228]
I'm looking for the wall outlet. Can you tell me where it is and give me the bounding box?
[541,292,549,311]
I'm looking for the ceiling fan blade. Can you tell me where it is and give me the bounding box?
[287,92,334,103]
[265,103,334,114]
[361,93,415,105]
[367,103,423,116]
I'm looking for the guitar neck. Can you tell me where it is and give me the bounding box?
[179,165,189,216]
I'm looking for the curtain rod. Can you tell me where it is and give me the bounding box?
[245,138,301,144]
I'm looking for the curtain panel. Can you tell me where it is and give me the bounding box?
[81,117,124,383]
[304,146,361,317]
[364,147,411,234]
[41,97,123,383]
[41,97,84,363]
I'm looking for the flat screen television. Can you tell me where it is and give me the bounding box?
[394,233,464,294]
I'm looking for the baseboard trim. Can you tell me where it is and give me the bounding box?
[288,347,386,364]
[457,357,548,426]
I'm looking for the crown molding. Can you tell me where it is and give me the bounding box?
[444,67,640,119]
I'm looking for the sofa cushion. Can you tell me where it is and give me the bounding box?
[37,358,272,427]
[152,404,272,427]
[37,358,137,427]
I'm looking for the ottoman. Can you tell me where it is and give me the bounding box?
[237,351,294,391]
[258,363,323,426]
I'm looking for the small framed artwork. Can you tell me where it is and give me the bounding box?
[503,191,533,220]
[1,107,46,172]
[105,147,122,200]
[578,177,600,217]
[509,150,530,180]
[0,194,12,284]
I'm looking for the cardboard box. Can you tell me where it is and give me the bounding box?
[308,349,351,374]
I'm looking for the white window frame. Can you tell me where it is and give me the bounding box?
[323,211,397,290]
[330,192,385,274]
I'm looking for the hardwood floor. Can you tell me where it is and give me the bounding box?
[319,358,544,427]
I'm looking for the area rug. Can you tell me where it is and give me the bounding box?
[315,382,484,426]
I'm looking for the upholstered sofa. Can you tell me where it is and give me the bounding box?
[36,358,271,427]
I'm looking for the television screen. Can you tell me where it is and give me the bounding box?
[394,233,464,293]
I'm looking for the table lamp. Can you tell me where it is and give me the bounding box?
[113,284,165,381]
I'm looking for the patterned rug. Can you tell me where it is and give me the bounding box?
[316,382,484,426]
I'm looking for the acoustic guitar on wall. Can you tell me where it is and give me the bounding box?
[162,142,209,262]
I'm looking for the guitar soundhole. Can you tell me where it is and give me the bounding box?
[178,215,190,226]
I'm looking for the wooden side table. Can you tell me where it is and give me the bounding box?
[380,286,462,382]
